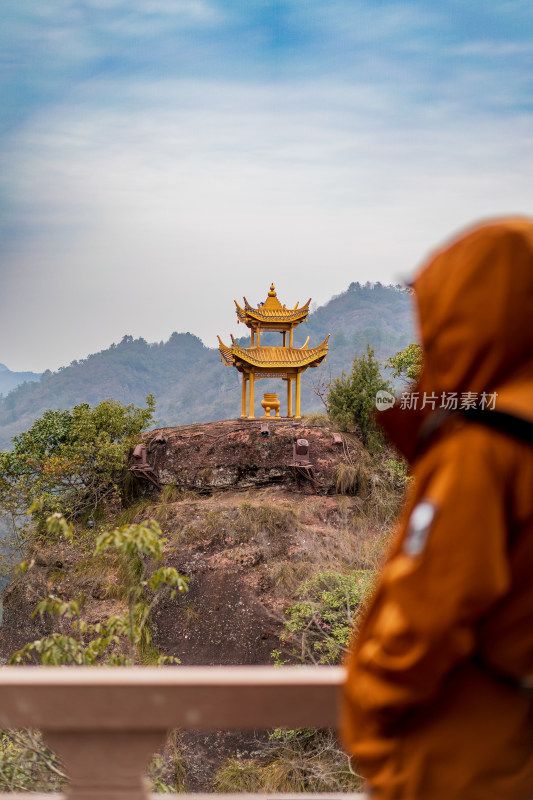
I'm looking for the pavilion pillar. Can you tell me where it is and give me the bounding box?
[251,330,255,347]
[283,331,287,347]
[241,374,247,418]
[295,372,301,419]
[248,372,255,419]
[287,377,293,418]
[257,328,261,346]
[289,327,293,348]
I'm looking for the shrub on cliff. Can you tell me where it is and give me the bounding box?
[327,345,391,449]
[0,395,155,540]
[277,570,371,665]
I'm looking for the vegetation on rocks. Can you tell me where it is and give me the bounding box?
[327,344,392,449]
[0,336,418,794]
[215,728,360,794]
[278,570,371,665]
[10,515,187,666]
[0,396,155,572]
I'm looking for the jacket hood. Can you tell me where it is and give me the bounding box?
[380,218,533,460]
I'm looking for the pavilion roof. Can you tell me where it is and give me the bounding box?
[217,335,329,370]
[235,284,311,327]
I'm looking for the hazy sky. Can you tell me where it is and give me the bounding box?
[1,0,532,372]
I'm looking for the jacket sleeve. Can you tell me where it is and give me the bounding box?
[343,427,512,740]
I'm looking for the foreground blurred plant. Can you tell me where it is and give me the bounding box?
[11,514,188,666]
[0,730,65,793]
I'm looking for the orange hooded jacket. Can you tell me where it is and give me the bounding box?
[342,219,533,800]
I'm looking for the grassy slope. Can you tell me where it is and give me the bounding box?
[0,434,405,791]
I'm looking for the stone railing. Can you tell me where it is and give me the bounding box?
[0,665,364,800]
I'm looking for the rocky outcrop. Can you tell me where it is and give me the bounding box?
[138,419,359,494]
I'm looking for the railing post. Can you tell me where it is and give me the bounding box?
[43,730,166,800]
[0,666,346,799]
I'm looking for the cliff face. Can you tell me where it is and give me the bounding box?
[140,418,359,494]
[0,542,73,659]
[128,419,367,666]
[0,419,381,791]
[148,488,363,665]
[0,419,368,666]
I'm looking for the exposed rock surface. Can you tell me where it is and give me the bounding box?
[147,488,363,667]
[140,418,360,494]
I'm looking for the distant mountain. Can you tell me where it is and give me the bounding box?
[0,363,41,398]
[0,283,416,449]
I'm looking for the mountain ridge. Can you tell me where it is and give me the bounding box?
[0,364,41,399]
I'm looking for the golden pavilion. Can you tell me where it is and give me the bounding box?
[218,284,329,419]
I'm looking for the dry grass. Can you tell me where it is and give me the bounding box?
[214,729,363,794]
[267,560,314,593]
[46,566,67,586]
[176,524,205,544]
[180,605,201,629]
[301,413,332,428]
[152,486,198,525]
[334,461,371,496]
[71,548,146,603]
[297,522,387,576]
[335,444,406,527]
[115,499,154,527]
[236,502,298,559]
[71,552,123,601]
[148,731,186,794]
[237,502,298,535]
[262,502,391,598]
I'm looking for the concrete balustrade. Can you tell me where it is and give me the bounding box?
[0,665,364,800]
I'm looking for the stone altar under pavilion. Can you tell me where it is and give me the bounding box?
[218,284,329,420]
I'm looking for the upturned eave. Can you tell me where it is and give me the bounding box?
[218,334,329,371]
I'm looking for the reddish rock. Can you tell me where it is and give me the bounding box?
[138,419,360,494]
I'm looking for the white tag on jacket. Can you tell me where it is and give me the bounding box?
[403,501,437,557]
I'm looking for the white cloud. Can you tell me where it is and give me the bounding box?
[1,75,532,371]
[0,40,533,376]
[2,0,532,374]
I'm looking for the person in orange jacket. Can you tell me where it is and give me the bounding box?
[342,218,533,800]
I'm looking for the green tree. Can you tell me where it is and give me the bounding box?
[327,345,391,448]
[0,396,155,538]
[386,343,423,382]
